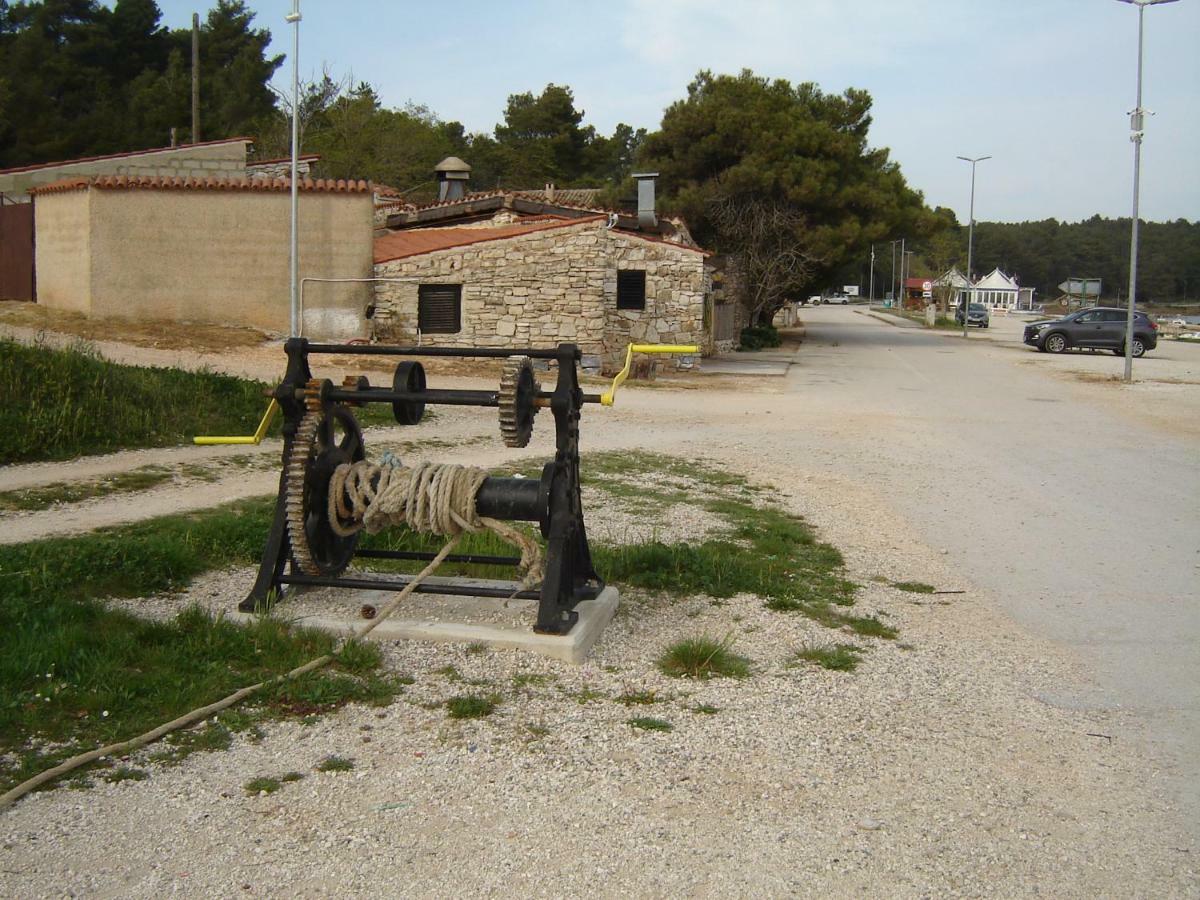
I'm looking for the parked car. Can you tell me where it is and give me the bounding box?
[955,302,991,328]
[1023,307,1158,357]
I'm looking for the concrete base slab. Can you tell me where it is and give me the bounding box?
[699,357,792,376]
[228,584,619,665]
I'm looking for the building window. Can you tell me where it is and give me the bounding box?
[418,284,461,334]
[617,269,646,310]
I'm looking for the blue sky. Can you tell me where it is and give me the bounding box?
[151,0,1199,225]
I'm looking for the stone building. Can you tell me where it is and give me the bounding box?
[372,216,708,371]
[31,175,373,339]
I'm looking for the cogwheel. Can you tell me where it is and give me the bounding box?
[499,356,540,448]
[285,381,364,576]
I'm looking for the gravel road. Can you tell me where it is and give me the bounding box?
[1,314,1196,897]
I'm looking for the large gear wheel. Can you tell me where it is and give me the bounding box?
[285,382,366,576]
[498,356,541,448]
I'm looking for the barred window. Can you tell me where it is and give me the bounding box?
[616,270,646,310]
[418,284,462,334]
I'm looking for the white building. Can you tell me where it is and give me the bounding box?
[937,266,1030,311]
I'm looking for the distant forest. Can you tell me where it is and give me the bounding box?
[3,1,1195,305]
[896,216,1200,306]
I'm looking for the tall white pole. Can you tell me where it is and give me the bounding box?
[957,156,991,338]
[287,1,301,338]
[869,244,875,302]
[1117,0,1178,381]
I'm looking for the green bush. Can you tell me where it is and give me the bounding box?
[737,324,782,351]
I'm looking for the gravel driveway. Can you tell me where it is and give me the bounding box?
[1,315,1196,897]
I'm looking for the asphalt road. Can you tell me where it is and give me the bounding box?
[792,306,1200,830]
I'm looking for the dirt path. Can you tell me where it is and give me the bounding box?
[1,319,1196,896]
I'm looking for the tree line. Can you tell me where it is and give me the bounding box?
[3,1,1192,314]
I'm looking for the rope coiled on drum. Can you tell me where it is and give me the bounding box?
[327,456,543,587]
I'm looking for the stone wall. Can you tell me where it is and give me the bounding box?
[373,220,707,371]
[0,140,249,199]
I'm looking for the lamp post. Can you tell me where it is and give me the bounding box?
[286,1,302,338]
[869,244,875,303]
[889,239,901,307]
[1115,0,1177,382]
[957,155,991,338]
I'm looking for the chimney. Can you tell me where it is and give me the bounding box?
[434,156,471,201]
[632,172,658,229]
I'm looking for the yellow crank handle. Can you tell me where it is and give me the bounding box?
[193,399,279,445]
[601,343,700,406]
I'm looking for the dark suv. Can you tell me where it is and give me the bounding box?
[955,302,990,328]
[1023,308,1158,357]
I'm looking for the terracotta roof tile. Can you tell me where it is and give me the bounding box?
[29,175,372,196]
[0,137,253,176]
[374,217,604,263]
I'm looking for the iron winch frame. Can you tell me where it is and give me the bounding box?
[244,338,605,635]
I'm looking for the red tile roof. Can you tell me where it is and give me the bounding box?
[0,137,253,176]
[374,217,603,263]
[29,175,372,196]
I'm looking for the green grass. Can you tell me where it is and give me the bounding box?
[0,338,280,463]
[315,755,355,772]
[658,635,751,679]
[0,466,173,511]
[892,581,935,594]
[103,766,149,784]
[627,717,673,732]
[793,643,863,672]
[692,704,721,715]
[245,776,282,795]
[445,694,499,720]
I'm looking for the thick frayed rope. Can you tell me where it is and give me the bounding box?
[328,458,543,588]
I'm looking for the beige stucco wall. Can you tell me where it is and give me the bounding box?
[0,141,248,200]
[35,187,373,338]
[372,221,707,371]
[31,190,92,314]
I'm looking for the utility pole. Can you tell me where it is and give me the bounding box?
[869,244,876,302]
[889,239,900,306]
[191,13,200,143]
[898,238,906,309]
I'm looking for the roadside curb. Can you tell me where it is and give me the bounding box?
[855,308,922,329]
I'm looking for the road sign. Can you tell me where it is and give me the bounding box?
[843,285,860,297]
[922,280,933,292]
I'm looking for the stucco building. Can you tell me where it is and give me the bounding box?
[31,175,373,339]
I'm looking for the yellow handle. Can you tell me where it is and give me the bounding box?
[601,343,700,406]
[193,399,279,445]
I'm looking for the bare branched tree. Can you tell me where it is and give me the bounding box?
[257,65,350,158]
[707,195,818,325]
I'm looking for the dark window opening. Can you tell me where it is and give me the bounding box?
[418,284,462,334]
[617,269,646,310]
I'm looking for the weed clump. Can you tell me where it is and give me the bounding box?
[892,581,935,594]
[794,643,862,672]
[316,755,355,773]
[445,695,499,720]
[244,776,282,795]
[658,635,750,680]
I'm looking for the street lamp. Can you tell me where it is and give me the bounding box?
[287,0,302,338]
[957,155,991,338]
[1115,0,1178,383]
[889,239,901,307]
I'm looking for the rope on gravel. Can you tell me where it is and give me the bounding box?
[328,457,543,588]
[0,535,463,814]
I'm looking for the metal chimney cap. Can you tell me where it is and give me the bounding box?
[631,172,659,179]
[434,156,472,174]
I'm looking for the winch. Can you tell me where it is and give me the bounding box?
[214,338,696,635]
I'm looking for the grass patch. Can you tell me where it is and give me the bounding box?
[103,766,149,784]
[244,776,282,795]
[0,499,404,795]
[512,672,554,689]
[892,581,935,594]
[445,694,499,720]
[0,338,281,463]
[0,466,173,512]
[692,704,721,715]
[315,755,355,773]
[627,717,673,732]
[658,635,751,680]
[793,643,862,672]
[281,771,305,783]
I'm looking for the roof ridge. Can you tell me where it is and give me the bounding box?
[29,174,373,196]
[0,137,254,176]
